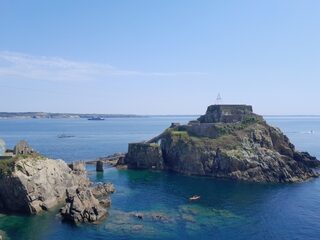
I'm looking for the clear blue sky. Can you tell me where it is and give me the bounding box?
[0,0,319,115]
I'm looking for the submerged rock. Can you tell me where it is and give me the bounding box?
[122,104,320,183]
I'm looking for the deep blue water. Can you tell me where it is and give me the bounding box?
[0,116,320,240]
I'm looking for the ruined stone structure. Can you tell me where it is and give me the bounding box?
[14,140,33,155]
[96,161,104,172]
[198,104,255,123]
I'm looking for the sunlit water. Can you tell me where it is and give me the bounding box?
[0,116,320,240]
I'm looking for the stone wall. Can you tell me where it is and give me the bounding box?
[198,104,253,123]
[125,143,164,170]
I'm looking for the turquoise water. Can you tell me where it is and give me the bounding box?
[0,116,320,240]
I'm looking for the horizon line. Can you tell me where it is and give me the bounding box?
[1,112,320,118]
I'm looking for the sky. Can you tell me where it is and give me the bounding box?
[0,0,320,115]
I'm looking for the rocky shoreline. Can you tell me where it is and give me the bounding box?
[0,141,115,224]
[0,104,319,237]
[121,104,320,183]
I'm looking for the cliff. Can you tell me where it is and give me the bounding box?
[0,155,90,214]
[122,105,320,183]
[0,142,114,223]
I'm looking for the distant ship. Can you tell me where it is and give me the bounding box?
[88,117,105,121]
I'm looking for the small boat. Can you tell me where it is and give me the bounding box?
[88,117,105,121]
[57,134,75,139]
[189,195,201,201]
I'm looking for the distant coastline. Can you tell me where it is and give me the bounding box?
[1,112,320,119]
[0,112,145,119]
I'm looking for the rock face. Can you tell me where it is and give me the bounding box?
[60,183,115,224]
[0,140,115,225]
[123,104,320,183]
[0,156,90,214]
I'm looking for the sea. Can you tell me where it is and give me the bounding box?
[0,116,320,240]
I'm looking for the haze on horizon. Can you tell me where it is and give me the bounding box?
[0,0,319,115]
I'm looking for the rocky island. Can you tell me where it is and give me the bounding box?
[122,104,320,183]
[0,140,114,224]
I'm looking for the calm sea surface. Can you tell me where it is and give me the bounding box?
[0,116,320,240]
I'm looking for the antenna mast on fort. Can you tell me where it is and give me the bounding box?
[216,93,222,105]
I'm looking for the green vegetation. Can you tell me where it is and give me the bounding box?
[12,152,44,161]
[214,115,263,137]
[166,115,264,152]
[169,129,240,151]
[191,135,240,150]
[241,115,263,126]
[0,158,16,176]
[171,131,189,138]
[0,153,44,176]
[149,143,160,148]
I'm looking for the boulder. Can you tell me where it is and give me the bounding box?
[60,187,108,224]
[60,182,115,224]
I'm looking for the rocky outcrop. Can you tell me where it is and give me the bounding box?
[123,104,320,183]
[0,150,115,222]
[60,183,114,224]
[0,156,90,214]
